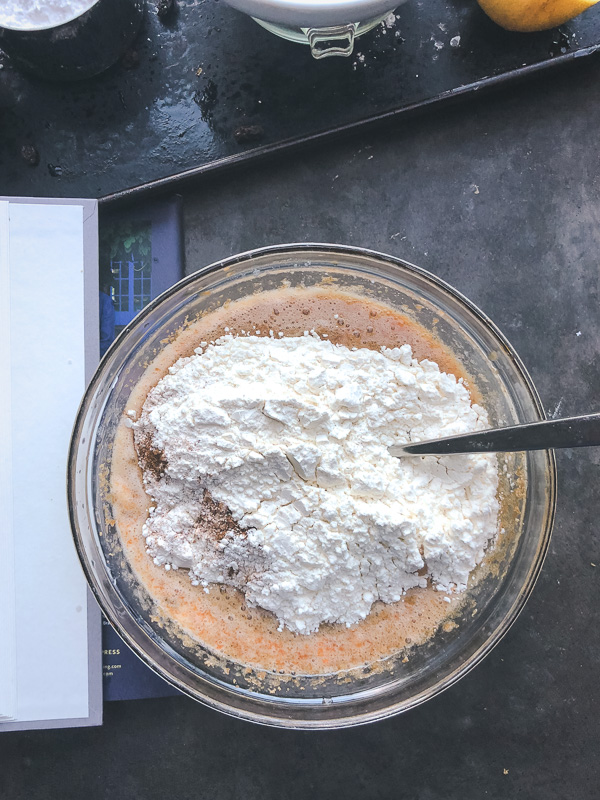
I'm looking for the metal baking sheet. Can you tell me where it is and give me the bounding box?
[0,0,599,203]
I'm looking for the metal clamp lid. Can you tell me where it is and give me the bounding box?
[306,23,357,58]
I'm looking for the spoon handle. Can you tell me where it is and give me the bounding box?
[388,413,600,457]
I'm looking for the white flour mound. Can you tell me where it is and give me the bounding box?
[0,0,97,30]
[134,334,499,635]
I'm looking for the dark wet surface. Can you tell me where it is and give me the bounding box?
[0,0,599,199]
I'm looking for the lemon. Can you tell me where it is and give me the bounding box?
[477,0,599,31]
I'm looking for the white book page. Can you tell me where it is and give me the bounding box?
[9,202,89,722]
[0,200,17,721]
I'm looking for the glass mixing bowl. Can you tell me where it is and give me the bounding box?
[68,244,555,728]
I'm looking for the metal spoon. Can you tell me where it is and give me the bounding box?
[388,413,600,457]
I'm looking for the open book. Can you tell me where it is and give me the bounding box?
[0,198,102,731]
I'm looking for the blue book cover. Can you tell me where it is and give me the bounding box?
[100,195,184,701]
[102,620,180,701]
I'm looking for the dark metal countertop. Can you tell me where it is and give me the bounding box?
[1,0,600,201]
[1,3,600,796]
